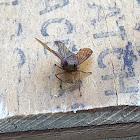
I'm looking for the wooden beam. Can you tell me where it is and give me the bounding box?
[0,0,140,137]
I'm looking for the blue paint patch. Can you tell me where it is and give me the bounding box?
[125,67,135,78]
[87,2,102,9]
[119,74,139,93]
[87,3,95,8]
[97,49,109,68]
[88,2,120,28]
[116,19,126,41]
[106,7,120,17]
[105,90,115,96]
[119,26,126,40]
[101,74,114,80]
[123,42,137,77]
[40,0,69,15]
[136,0,140,4]
[72,45,78,52]
[91,19,98,26]
[15,48,26,68]
[98,42,137,71]
[44,47,48,56]
[98,42,138,95]
[71,103,85,110]
[88,3,122,40]
[56,106,60,109]
[113,48,123,59]
[87,2,120,18]
[41,18,63,36]
[136,46,140,56]
[12,0,18,5]
[93,31,117,39]
[88,3,103,27]
[41,18,73,36]
[125,87,139,93]
[93,27,125,41]
[123,42,137,75]
[65,19,73,34]
[134,23,140,31]
[17,23,22,36]
[0,2,9,6]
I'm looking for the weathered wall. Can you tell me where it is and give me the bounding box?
[0,0,140,120]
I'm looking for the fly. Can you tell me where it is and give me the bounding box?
[35,38,93,96]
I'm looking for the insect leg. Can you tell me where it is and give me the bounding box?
[55,72,66,82]
[78,72,82,97]
[54,64,63,70]
[78,70,92,74]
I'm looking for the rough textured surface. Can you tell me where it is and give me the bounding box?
[0,0,140,136]
[0,122,140,140]
[0,106,139,133]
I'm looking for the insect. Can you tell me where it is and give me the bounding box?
[35,38,93,96]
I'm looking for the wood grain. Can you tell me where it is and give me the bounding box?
[0,121,140,140]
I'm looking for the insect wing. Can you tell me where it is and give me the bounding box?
[35,38,62,60]
[54,41,75,59]
[76,48,93,65]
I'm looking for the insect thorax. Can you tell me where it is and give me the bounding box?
[61,57,78,72]
[62,62,77,72]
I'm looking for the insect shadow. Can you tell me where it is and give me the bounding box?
[35,38,93,96]
[58,80,82,97]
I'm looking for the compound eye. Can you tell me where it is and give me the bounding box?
[64,61,68,66]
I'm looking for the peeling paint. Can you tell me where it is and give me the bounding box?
[15,48,26,68]
[137,100,140,105]
[32,105,93,115]
[0,100,8,119]
[12,0,18,5]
